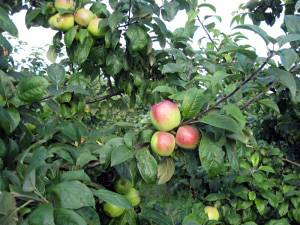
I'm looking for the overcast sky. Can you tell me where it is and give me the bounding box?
[11,0,284,62]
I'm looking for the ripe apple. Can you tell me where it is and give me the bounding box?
[150,100,181,132]
[49,13,74,31]
[87,18,107,38]
[114,177,134,194]
[74,8,95,27]
[176,125,200,150]
[151,131,175,156]
[103,203,124,218]
[54,0,74,10]
[1,46,8,56]
[124,188,141,207]
[204,206,219,221]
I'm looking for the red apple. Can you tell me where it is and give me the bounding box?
[151,131,175,156]
[1,46,8,56]
[87,18,107,38]
[74,8,95,27]
[176,125,200,150]
[150,100,181,132]
[54,0,74,10]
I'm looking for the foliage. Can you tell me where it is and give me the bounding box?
[0,0,299,224]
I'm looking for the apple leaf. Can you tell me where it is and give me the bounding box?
[136,148,158,183]
[111,145,136,166]
[126,24,148,51]
[47,63,66,87]
[157,157,175,185]
[182,88,205,119]
[26,204,55,225]
[54,208,87,225]
[93,189,132,209]
[0,7,18,37]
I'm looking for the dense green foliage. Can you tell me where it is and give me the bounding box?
[0,0,299,224]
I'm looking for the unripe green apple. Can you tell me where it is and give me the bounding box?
[74,8,95,27]
[151,131,175,156]
[54,0,74,10]
[176,125,200,150]
[204,206,219,221]
[124,188,141,207]
[103,203,124,218]
[87,18,107,38]
[114,177,134,194]
[49,13,74,31]
[26,123,36,131]
[150,100,181,132]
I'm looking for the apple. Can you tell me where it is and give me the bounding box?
[0,94,4,102]
[176,125,200,150]
[114,177,134,194]
[103,203,124,218]
[204,206,219,221]
[151,131,175,156]
[1,46,8,56]
[54,0,74,10]
[150,100,181,132]
[124,188,141,207]
[26,123,36,131]
[74,8,95,27]
[49,13,74,31]
[87,18,107,38]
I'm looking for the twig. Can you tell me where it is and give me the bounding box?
[127,0,132,26]
[181,53,273,126]
[86,90,123,104]
[11,192,48,203]
[282,158,300,168]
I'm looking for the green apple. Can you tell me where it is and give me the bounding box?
[74,8,95,27]
[204,206,219,221]
[124,188,141,207]
[49,13,74,31]
[151,131,175,156]
[114,177,134,194]
[0,94,4,102]
[54,0,74,10]
[103,203,124,218]
[26,123,36,131]
[87,18,107,38]
[150,100,181,132]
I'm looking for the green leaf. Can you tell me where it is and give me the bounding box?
[46,45,57,63]
[200,114,243,134]
[58,122,81,142]
[17,76,49,103]
[66,85,90,95]
[284,15,300,34]
[76,207,101,225]
[106,49,123,76]
[0,106,15,134]
[199,3,216,12]
[54,208,87,225]
[226,145,240,170]
[279,48,297,71]
[278,202,288,217]
[108,11,123,32]
[237,53,255,73]
[258,166,275,174]
[76,37,93,65]
[111,145,136,166]
[199,134,224,177]
[0,192,17,225]
[139,210,172,225]
[162,1,179,21]
[49,181,95,209]
[27,204,55,225]
[76,153,98,167]
[157,158,175,185]
[0,70,13,100]
[260,191,278,209]
[204,193,225,201]
[126,24,148,51]
[64,25,77,48]
[265,68,296,97]
[218,46,257,60]
[47,64,66,86]
[93,189,132,209]
[259,99,280,114]
[233,24,270,45]
[152,86,176,95]
[136,148,158,183]
[224,104,246,128]
[124,131,136,149]
[61,170,91,182]
[0,7,18,37]
[225,213,242,225]
[182,88,205,119]
[162,63,185,74]
[5,108,20,133]
[277,34,300,48]
[25,8,41,28]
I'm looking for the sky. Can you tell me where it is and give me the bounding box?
[11,0,285,62]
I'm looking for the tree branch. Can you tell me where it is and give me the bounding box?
[282,158,300,168]
[86,90,123,104]
[11,192,49,203]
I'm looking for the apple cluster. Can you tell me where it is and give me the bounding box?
[104,177,141,218]
[48,0,106,38]
[150,100,200,156]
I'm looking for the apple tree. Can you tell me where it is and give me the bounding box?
[0,0,299,224]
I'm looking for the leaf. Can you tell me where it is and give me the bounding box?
[139,210,172,225]
[46,46,57,63]
[162,1,179,21]
[284,15,300,34]
[58,122,81,142]
[64,25,77,48]
[126,24,148,51]
[76,207,101,225]
[199,134,224,177]
[204,193,225,201]
[0,106,15,134]
[75,37,93,65]
[17,76,49,103]
[0,7,18,37]
[136,148,158,183]
[259,99,280,114]
[25,8,41,28]
[5,108,20,132]
[278,202,288,217]
[66,85,90,95]
[0,70,13,100]
[258,166,275,174]
[106,49,123,76]
[27,204,55,225]
[233,24,270,45]
[162,63,185,74]
[111,145,136,166]
[219,46,257,60]
[279,48,297,71]
[237,53,255,73]
[61,170,91,182]
[277,34,300,48]
[0,192,17,225]
[182,88,205,119]
[223,104,246,128]
[152,86,176,95]
[108,11,123,32]
[200,114,243,135]
[93,189,132,209]
[54,208,87,225]
[124,131,136,149]
[49,180,95,209]
[157,158,175,185]
[47,64,66,86]
[76,153,98,167]
[199,3,216,12]
[265,68,296,97]
[226,145,240,170]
